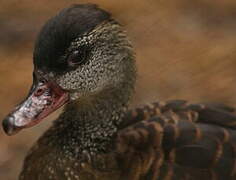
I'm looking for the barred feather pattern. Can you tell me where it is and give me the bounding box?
[116,100,236,180]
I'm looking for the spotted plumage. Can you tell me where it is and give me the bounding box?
[2,4,236,180]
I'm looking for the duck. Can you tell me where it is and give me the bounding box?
[2,4,236,180]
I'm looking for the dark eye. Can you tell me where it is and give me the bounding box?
[39,78,47,84]
[67,47,88,67]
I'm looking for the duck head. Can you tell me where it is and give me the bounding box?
[2,4,135,135]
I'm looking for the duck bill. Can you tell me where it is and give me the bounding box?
[2,81,69,136]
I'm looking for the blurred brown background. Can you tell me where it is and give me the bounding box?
[1,0,236,179]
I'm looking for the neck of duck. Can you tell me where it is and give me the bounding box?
[55,81,134,155]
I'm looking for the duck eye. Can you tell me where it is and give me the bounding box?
[67,48,87,67]
[39,79,47,84]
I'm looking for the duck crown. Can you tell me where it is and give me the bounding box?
[34,4,110,72]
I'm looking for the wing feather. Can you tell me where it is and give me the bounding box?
[116,100,236,179]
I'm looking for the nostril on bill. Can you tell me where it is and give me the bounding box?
[34,88,45,97]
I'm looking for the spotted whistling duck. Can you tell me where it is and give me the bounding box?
[2,4,236,180]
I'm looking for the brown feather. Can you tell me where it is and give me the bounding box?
[116,100,236,179]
